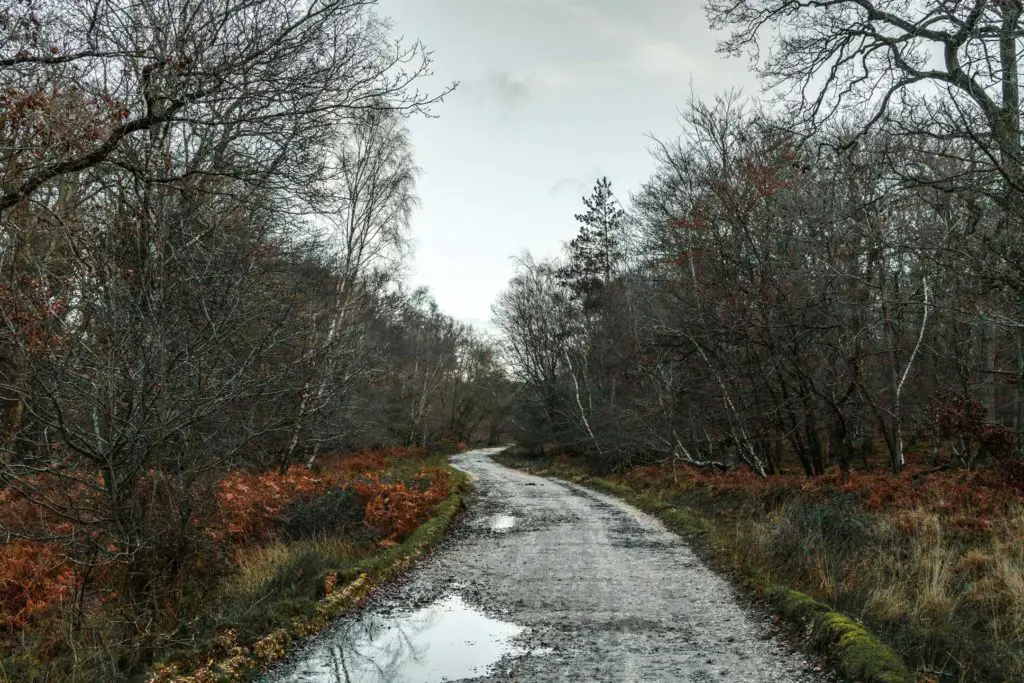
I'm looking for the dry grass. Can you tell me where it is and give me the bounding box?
[708,498,1023,681]
[226,537,360,604]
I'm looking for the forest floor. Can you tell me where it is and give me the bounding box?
[263,447,831,682]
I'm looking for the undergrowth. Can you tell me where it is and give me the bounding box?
[147,461,469,682]
[0,447,466,682]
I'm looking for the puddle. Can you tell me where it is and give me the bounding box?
[274,595,524,682]
[489,514,517,532]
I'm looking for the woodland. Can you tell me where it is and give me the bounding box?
[492,2,1024,679]
[4,0,1024,681]
[0,0,506,677]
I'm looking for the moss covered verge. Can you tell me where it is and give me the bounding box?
[494,450,913,683]
[144,463,469,683]
[763,586,909,683]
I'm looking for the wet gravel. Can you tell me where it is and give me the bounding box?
[263,447,833,682]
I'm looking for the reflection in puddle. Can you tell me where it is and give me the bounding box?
[489,514,516,532]
[275,595,524,682]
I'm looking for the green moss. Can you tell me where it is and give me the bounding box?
[767,585,830,619]
[817,610,909,682]
[760,585,909,680]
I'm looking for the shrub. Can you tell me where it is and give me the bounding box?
[211,468,325,547]
[0,540,76,632]
[353,468,449,542]
[276,488,366,542]
[0,445,448,679]
[772,495,880,562]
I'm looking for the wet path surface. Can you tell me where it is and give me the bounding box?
[263,448,830,682]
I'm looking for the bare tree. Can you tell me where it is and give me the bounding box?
[329,104,418,290]
[0,0,462,673]
[707,0,1022,191]
[706,0,1024,459]
[0,0,452,213]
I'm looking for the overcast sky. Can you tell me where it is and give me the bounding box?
[379,0,760,331]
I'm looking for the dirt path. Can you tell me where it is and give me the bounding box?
[263,447,830,682]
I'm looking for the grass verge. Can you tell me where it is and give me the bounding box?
[145,457,469,683]
[494,450,914,683]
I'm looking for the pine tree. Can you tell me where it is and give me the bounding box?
[556,177,624,310]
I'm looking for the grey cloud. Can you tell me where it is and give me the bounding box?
[482,65,602,109]
[548,177,588,196]
[548,168,603,196]
[486,72,532,107]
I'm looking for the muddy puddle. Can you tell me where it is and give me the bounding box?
[269,594,525,682]
[489,514,517,532]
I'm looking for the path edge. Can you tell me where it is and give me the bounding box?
[493,451,912,683]
[148,466,471,682]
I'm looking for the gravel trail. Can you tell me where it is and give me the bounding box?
[264,447,830,682]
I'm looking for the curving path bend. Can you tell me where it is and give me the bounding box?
[265,447,830,682]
